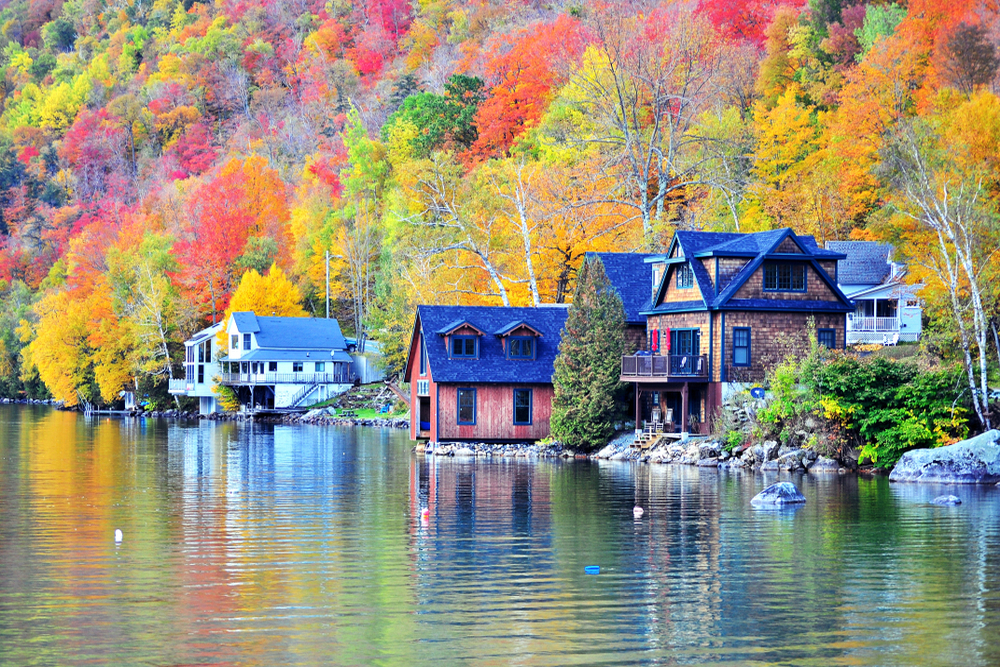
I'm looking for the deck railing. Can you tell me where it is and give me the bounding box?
[621,354,708,379]
[167,378,190,393]
[217,372,354,385]
[848,315,899,332]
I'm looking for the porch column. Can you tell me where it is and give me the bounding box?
[681,383,689,433]
[634,383,641,431]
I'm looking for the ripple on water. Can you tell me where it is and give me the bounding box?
[3,407,1000,666]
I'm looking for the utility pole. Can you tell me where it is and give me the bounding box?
[325,249,330,319]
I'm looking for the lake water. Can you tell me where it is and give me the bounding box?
[2,405,1000,666]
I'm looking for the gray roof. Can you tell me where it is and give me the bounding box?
[222,349,353,362]
[825,241,892,286]
[230,312,348,350]
[185,322,224,346]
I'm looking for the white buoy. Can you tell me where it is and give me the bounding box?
[114,529,123,543]
[633,506,644,518]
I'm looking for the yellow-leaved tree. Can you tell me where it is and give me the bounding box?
[214,264,307,347]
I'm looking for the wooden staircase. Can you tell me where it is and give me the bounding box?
[633,419,667,451]
[384,380,410,408]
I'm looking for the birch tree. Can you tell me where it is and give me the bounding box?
[881,121,997,428]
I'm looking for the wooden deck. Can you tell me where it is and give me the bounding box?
[620,354,708,382]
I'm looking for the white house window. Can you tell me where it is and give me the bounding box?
[269,362,277,372]
[231,335,238,349]
[293,362,303,372]
[315,362,325,372]
[243,333,251,350]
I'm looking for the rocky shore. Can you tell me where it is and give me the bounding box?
[593,432,849,473]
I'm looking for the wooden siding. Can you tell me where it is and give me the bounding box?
[646,312,711,364]
[406,329,439,441]
[722,311,845,382]
[818,260,837,281]
[625,323,647,354]
[437,384,554,441]
[733,263,841,301]
[700,258,715,291]
[717,258,750,293]
[660,263,705,304]
[775,237,804,253]
[710,312,723,382]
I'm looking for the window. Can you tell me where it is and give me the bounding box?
[268,362,277,372]
[508,336,534,359]
[419,334,426,375]
[293,362,303,372]
[203,341,211,363]
[906,299,918,308]
[243,333,251,350]
[733,327,751,366]
[315,362,325,372]
[231,334,238,349]
[197,365,205,384]
[818,329,836,349]
[198,343,205,363]
[451,335,477,358]
[513,388,532,425]
[670,329,700,356]
[764,263,806,291]
[457,388,476,424]
[676,262,694,289]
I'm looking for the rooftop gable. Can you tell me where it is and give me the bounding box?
[436,319,486,336]
[231,311,260,332]
[410,305,568,384]
[229,313,348,350]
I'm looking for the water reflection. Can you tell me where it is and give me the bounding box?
[3,405,1000,665]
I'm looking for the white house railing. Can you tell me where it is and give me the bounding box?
[217,372,353,385]
[168,378,190,393]
[847,315,899,332]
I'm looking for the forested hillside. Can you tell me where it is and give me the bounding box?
[0,0,998,409]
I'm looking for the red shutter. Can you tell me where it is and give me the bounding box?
[651,329,659,353]
[665,328,671,354]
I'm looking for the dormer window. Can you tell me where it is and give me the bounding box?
[451,335,478,358]
[243,333,252,350]
[231,334,238,349]
[508,336,534,360]
[764,263,806,292]
[676,262,694,289]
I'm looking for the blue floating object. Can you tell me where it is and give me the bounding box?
[585,565,600,575]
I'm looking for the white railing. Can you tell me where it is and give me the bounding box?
[168,378,190,393]
[848,316,899,332]
[218,372,353,385]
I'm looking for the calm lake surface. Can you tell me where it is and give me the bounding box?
[2,405,1000,666]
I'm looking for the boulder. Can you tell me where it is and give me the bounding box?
[453,447,476,457]
[889,430,1000,484]
[931,495,962,506]
[697,457,719,467]
[763,440,780,460]
[699,443,719,459]
[760,460,779,472]
[810,457,840,473]
[751,482,806,508]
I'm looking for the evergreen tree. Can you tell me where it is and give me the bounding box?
[551,257,627,452]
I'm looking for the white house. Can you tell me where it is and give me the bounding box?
[168,322,224,414]
[218,312,355,410]
[826,241,922,344]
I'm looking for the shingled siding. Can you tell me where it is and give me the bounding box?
[661,264,705,303]
[700,258,715,291]
[733,264,840,301]
[817,260,837,280]
[711,312,723,382]
[775,237,804,253]
[437,384,554,441]
[717,258,750,293]
[625,324,647,354]
[647,312,711,353]
[721,312,845,382]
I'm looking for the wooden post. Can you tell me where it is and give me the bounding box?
[681,382,689,433]
[634,383,641,431]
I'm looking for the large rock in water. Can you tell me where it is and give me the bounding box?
[751,482,806,508]
[889,430,1000,484]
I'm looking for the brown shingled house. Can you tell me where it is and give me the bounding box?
[598,228,852,435]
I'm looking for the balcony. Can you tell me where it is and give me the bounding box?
[620,354,708,382]
[217,372,354,386]
[168,378,191,394]
[848,315,899,332]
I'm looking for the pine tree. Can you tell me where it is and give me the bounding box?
[551,257,627,452]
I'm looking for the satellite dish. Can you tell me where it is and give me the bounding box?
[750,387,766,399]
